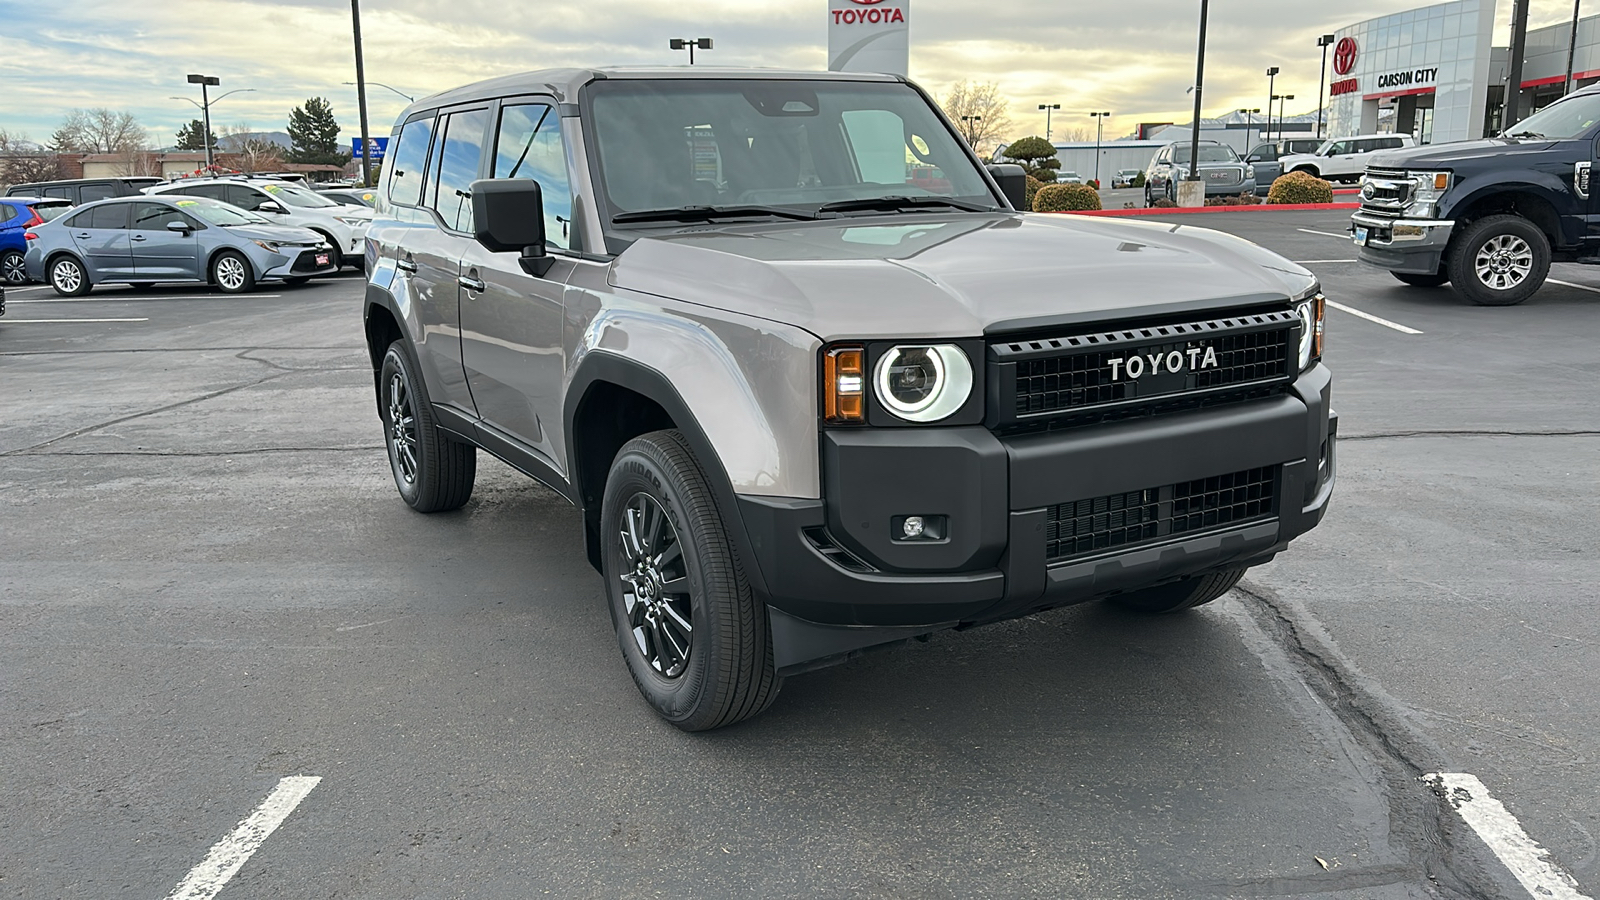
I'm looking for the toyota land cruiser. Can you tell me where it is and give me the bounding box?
[363,68,1336,730]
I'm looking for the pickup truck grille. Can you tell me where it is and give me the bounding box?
[1360,168,1413,215]
[1044,465,1279,563]
[990,309,1298,432]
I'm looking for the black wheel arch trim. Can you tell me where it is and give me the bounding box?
[564,350,770,599]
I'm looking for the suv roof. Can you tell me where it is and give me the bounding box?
[409,66,904,112]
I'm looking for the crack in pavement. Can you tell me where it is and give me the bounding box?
[1235,581,1501,900]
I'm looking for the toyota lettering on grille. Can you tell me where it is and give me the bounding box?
[1108,347,1219,381]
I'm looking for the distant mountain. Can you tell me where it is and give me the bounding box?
[219,131,292,150]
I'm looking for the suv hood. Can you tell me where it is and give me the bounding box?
[609,213,1315,340]
[1367,138,1559,170]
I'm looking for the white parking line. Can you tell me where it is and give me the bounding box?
[1547,278,1600,295]
[164,776,321,900]
[1298,227,1354,239]
[1,317,150,323]
[1426,773,1592,900]
[9,294,283,304]
[1325,299,1423,334]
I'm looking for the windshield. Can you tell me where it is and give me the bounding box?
[1173,145,1240,164]
[587,79,999,219]
[1503,93,1600,140]
[172,197,269,226]
[260,183,340,209]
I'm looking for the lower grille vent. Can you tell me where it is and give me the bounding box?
[1045,465,1278,563]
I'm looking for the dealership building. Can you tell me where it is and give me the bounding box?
[1328,0,1600,145]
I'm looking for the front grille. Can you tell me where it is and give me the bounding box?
[1360,168,1413,215]
[994,310,1297,429]
[1204,166,1244,186]
[291,249,330,274]
[1044,465,1279,563]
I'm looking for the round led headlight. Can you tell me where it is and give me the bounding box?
[874,344,973,422]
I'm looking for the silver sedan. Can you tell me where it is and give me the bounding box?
[23,195,336,296]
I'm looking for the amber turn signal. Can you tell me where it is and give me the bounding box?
[824,345,865,424]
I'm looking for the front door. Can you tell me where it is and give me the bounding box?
[458,101,577,464]
[67,202,133,278]
[129,202,200,280]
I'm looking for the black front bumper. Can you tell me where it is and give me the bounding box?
[740,365,1336,674]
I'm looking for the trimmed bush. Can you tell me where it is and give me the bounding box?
[1033,183,1102,212]
[1024,175,1045,210]
[1267,171,1334,205]
[1130,172,1146,188]
[1085,179,1100,190]
[1205,193,1264,206]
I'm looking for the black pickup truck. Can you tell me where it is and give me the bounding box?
[1351,83,1600,306]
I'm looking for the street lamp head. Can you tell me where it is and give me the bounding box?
[698,37,713,49]
[669,38,685,49]
[1320,33,1336,45]
[1266,66,1280,76]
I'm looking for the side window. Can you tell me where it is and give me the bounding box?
[1330,141,1352,155]
[43,186,72,200]
[493,103,576,250]
[87,203,129,229]
[188,184,230,202]
[132,202,194,230]
[226,186,267,211]
[0,205,14,224]
[388,115,437,208]
[429,108,489,233]
[79,184,116,203]
[1383,137,1404,149]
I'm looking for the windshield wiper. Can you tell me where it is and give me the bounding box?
[1504,130,1546,139]
[815,196,996,215]
[611,205,816,224]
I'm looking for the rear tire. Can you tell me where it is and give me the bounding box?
[210,251,256,294]
[1110,568,1246,614]
[1392,271,1449,288]
[49,256,91,297]
[379,341,476,512]
[1,249,26,285]
[1446,214,1550,306]
[602,430,780,731]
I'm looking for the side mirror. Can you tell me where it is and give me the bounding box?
[165,220,191,234]
[259,200,287,214]
[985,164,1028,210]
[470,178,552,277]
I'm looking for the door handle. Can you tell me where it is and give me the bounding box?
[131,235,147,242]
[458,275,486,292]
[75,232,91,239]
[396,257,418,273]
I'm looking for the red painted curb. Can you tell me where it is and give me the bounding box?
[1058,202,1361,217]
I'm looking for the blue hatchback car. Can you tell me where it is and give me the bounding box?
[23,195,336,296]
[0,196,73,284]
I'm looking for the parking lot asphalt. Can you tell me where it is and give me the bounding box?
[2,212,1597,899]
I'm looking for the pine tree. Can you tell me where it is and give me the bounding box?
[286,97,351,166]
[175,119,217,151]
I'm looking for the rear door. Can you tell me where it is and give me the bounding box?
[129,201,201,279]
[67,202,134,278]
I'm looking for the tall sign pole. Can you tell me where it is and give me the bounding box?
[1566,0,1583,95]
[351,0,373,187]
[1182,0,1210,207]
[1317,34,1335,138]
[1506,0,1531,127]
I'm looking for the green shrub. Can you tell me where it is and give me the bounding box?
[1085,178,1100,190]
[1000,135,1060,182]
[1267,171,1334,205]
[1131,172,1146,188]
[1205,193,1264,206]
[1024,175,1044,210]
[1033,183,1102,212]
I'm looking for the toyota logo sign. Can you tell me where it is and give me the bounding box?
[849,0,887,3]
[1333,37,1359,76]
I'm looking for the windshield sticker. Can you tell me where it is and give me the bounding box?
[264,185,283,194]
[175,200,198,207]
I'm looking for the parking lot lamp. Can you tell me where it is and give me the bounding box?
[669,38,714,65]
[1317,34,1335,137]
[960,115,982,147]
[1275,94,1295,138]
[1265,66,1280,140]
[351,0,374,187]
[1038,103,1060,140]
[1089,111,1111,186]
[185,74,220,171]
[1188,0,1211,195]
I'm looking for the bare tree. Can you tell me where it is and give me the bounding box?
[0,128,25,152]
[939,81,1013,156]
[219,124,286,173]
[1056,126,1093,143]
[2,153,64,188]
[51,108,149,154]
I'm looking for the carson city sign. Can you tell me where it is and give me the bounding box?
[828,0,910,76]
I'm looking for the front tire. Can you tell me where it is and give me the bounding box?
[378,341,476,512]
[1447,214,1550,306]
[1,249,26,285]
[49,256,91,297]
[1110,568,1246,614]
[602,430,780,731]
[1393,271,1450,288]
[210,251,256,294]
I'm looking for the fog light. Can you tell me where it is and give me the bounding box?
[902,516,925,539]
[891,514,946,542]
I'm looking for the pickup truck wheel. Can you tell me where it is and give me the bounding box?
[1110,568,1246,614]
[602,430,780,731]
[1393,271,1450,287]
[379,341,476,512]
[1447,214,1550,306]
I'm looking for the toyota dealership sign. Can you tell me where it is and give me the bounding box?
[828,0,910,76]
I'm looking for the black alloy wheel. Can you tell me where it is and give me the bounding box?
[1,249,26,285]
[378,341,476,512]
[602,430,780,731]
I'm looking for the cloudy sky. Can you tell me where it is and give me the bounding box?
[0,0,1581,149]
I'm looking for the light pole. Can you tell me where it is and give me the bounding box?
[1265,66,1280,141]
[1038,103,1060,141]
[170,88,256,163]
[185,74,221,171]
[344,81,413,102]
[1089,111,1111,186]
[669,38,714,64]
[1274,94,1295,138]
[1186,0,1211,204]
[1240,108,1261,152]
[351,0,374,187]
[1567,0,1583,95]
[960,115,982,147]
[1317,34,1336,138]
